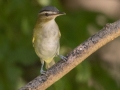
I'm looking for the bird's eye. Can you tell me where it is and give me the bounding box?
[45,13,49,16]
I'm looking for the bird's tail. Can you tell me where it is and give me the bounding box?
[46,60,55,69]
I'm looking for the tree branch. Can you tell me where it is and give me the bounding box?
[19,20,120,90]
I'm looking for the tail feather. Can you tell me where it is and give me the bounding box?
[46,60,55,69]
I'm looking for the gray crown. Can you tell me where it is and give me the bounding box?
[40,6,59,13]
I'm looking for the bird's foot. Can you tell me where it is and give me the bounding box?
[59,55,67,61]
[40,69,46,75]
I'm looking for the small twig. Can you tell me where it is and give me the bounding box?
[19,20,120,90]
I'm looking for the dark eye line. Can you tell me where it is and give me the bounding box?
[45,13,49,16]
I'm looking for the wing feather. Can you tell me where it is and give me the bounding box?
[32,37,35,47]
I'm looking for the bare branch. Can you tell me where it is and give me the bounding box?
[19,20,120,90]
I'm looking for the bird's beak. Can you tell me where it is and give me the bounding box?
[57,11,66,16]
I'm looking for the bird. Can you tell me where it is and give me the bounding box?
[32,6,66,74]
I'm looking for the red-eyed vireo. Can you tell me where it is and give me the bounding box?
[32,6,66,74]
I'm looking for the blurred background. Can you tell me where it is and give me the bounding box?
[0,0,120,90]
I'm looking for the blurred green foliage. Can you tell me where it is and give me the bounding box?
[0,0,119,90]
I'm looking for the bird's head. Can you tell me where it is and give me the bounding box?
[38,6,65,21]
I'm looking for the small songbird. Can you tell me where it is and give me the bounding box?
[32,6,65,74]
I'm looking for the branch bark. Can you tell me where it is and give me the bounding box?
[19,20,120,90]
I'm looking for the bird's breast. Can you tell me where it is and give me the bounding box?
[34,20,60,58]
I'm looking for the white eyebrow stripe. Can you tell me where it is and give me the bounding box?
[40,11,58,15]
